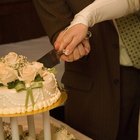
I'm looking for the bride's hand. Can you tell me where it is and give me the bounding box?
[55,23,88,55]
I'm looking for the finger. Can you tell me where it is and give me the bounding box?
[82,39,91,54]
[60,55,68,62]
[73,47,81,61]
[58,29,73,49]
[54,31,65,50]
[77,44,87,57]
[61,36,81,55]
[60,54,74,62]
[58,31,78,54]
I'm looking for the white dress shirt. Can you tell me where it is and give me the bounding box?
[69,0,140,66]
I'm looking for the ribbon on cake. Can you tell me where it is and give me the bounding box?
[25,81,43,108]
[14,81,43,108]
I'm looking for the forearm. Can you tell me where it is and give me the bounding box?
[33,0,73,44]
[70,0,140,27]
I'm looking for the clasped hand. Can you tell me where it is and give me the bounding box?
[54,23,91,62]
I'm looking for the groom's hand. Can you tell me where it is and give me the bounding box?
[60,39,90,62]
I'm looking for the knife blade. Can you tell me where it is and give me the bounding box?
[37,49,63,68]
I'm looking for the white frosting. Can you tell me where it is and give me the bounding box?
[0,73,61,115]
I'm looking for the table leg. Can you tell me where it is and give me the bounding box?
[27,115,36,139]
[10,117,19,140]
[0,118,4,140]
[43,111,51,140]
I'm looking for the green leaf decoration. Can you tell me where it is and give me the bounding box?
[7,80,26,91]
[0,83,4,87]
[47,68,57,74]
[34,74,43,82]
[7,81,16,89]
[15,82,26,92]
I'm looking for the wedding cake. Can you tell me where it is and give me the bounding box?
[0,52,61,115]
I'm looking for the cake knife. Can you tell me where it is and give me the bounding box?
[37,49,63,68]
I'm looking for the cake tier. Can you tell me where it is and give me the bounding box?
[0,85,61,115]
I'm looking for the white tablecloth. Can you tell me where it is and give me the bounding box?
[50,117,93,140]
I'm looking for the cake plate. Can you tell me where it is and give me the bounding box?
[0,92,67,140]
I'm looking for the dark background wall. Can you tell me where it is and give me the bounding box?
[0,0,46,44]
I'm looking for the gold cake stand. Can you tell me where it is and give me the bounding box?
[0,92,67,140]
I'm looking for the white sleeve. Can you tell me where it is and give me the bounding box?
[70,0,140,27]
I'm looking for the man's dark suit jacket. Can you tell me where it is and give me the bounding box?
[33,0,121,140]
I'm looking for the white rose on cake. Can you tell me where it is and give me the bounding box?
[32,61,44,72]
[3,52,28,69]
[0,62,18,85]
[19,63,38,86]
[4,52,19,66]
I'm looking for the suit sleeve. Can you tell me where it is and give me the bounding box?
[33,0,73,44]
